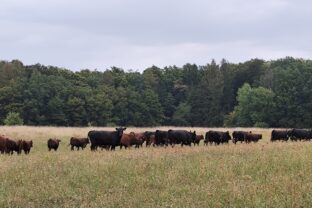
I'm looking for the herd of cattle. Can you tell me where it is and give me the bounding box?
[0,128,312,154]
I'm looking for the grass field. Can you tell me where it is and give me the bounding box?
[1,126,312,207]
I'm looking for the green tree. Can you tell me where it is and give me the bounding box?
[234,83,275,127]
[66,97,87,126]
[4,112,23,125]
[172,102,191,126]
[189,60,224,126]
[86,90,113,126]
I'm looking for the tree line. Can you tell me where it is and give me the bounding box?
[0,57,312,127]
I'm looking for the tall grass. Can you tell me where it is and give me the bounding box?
[0,126,311,207]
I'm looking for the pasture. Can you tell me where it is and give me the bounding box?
[1,126,312,207]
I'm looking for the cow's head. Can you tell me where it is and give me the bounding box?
[190,131,196,141]
[116,127,127,137]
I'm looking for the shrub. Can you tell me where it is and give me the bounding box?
[4,112,24,125]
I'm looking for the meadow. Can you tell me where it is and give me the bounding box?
[0,126,312,208]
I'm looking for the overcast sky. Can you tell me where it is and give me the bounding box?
[0,0,311,71]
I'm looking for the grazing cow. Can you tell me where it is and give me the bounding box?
[88,127,127,151]
[194,135,204,145]
[47,138,61,151]
[167,130,196,146]
[69,137,89,151]
[271,130,289,142]
[22,140,33,154]
[232,131,250,144]
[5,138,22,155]
[0,135,7,154]
[120,132,143,149]
[144,131,155,147]
[205,131,231,145]
[244,133,262,143]
[289,129,312,141]
[155,130,168,146]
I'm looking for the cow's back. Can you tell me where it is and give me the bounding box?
[89,131,116,145]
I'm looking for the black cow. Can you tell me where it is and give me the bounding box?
[155,130,168,146]
[167,130,196,147]
[88,127,127,151]
[289,129,312,141]
[205,131,231,145]
[232,131,250,144]
[204,131,214,145]
[271,130,289,142]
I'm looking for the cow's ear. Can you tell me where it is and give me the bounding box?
[123,127,127,130]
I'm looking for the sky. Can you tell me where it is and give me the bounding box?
[0,0,311,71]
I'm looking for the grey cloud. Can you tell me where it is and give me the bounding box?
[0,0,311,70]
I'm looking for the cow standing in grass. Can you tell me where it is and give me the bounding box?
[48,138,61,151]
[155,130,168,146]
[120,132,144,149]
[271,130,289,142]
[88,127,126,151]
[133,133,146,148]
[168,130,196,147]
[244,133,262,143]
[232,131,251,144]
[289,129,312,141]
[5,138,22,155]
[69,137,89,151]
[194,135,204,145]
[205,131,231,145]
[22,140,33,154]
[144,131,155,147]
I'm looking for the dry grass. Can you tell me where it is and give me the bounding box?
[0,126,312,207]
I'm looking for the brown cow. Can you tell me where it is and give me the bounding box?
[0,135,7,154]
[133,133,146,148]
[120,132,143,149]
[244,133,262,143]
[22,140,33,154]
[69,137,89,151]
[194,135,204,145]
[47,138,61,151]
[5,138,22,155]
[146,134,156,147]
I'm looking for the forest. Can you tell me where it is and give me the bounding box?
[0,57,312,127]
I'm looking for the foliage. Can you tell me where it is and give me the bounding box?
[0,57,312,127]
[4,112,23,125]
[234,84,275,127]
